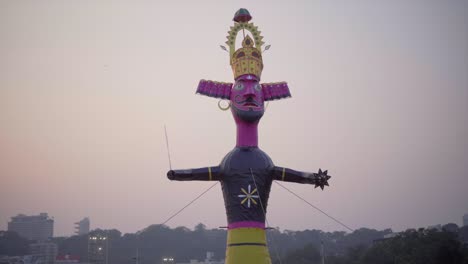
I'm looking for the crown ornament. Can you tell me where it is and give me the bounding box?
[226,9,265,80]
[196,9,291,101]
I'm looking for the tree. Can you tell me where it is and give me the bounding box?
[362,229,466,264]
[443,223,460,233]
[280,243,321,264]
[459,226,468,242]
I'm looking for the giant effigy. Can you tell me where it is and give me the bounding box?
[167,9,331,264]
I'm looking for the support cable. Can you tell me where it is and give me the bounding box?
[160,182,219,226]
[250,169,284,264]
[164,125,172,170]
[274,181,354,232]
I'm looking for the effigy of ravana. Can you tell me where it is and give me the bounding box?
[167,9,331,264]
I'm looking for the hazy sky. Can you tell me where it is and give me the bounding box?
[1,1,467,237]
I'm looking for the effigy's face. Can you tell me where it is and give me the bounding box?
[230,77,265,123]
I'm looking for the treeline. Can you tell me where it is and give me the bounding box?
[280,226,468,264]
[54,224,227,264]
[1,223,468,264]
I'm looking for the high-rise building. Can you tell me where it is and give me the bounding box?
[0,255,44,264]
[464,214,468,227]
[88,234,108,264]
[75,217,90,235]
[56,255,80,263]
[7,213,54,241]
[30,241,58,264]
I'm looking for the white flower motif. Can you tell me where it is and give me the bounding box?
[237,184,259,208]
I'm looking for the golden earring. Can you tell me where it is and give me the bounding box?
[218,100,231,111]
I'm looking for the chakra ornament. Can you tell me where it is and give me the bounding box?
[168,9,331,264]
[238,184,259,208]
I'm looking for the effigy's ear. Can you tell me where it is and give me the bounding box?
[196,80,232,100]
[262,82,291,101]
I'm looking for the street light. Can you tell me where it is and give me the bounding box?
[162,257,175,263]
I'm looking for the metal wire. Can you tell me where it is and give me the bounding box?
[164,125,172,170]
[250,168,284,264]
[160,182,219,226]
[274,181,354,232]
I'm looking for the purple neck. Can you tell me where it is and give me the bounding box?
[236,120,258,147]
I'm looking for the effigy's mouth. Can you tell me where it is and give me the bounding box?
[235,96,262,108]
[243,101,258,107]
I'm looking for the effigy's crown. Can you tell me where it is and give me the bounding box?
[227,9,265,80]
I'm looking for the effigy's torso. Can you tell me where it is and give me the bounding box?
[220,147,274,226]
[219,147,274,264]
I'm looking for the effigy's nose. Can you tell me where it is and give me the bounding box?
[244,84,256,97]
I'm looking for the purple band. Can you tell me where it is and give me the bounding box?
[228,221,265,230]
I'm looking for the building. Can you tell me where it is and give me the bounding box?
[56,255,80,263]
[427,224,442,231]
[0,255,43,264]
[88,234,108,264]
[373,232,400,244]
[7,213,54,241]
[176,252,224,264]
[74,218,90,236]
[464,214,468,227]
[383,233,398,239]
[30,242,58,264]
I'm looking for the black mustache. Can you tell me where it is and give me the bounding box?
[235,96,263,106]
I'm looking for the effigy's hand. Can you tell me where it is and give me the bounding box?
[167,170,176,180]
[273,166,332,189]
[166,167,219,181]
[314,169,331,190]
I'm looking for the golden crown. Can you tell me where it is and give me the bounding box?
[226,9,265,80]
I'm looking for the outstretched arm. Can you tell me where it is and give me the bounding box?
[272,166,331,190]
[167,166,221,181]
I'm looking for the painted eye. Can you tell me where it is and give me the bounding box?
[254,83,262,91]
[234,83,244,91]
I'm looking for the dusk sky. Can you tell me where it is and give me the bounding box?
[1,1,467,237]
